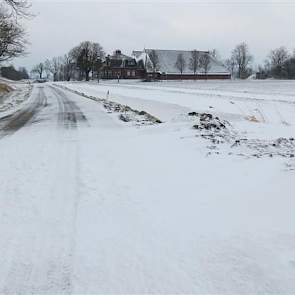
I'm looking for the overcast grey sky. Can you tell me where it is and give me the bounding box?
[13,0,295,70]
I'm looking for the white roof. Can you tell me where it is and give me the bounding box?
[134,49,230,75]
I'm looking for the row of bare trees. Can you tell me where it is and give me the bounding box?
[32,41,295,81]
[32,41,105,81]
[148,45,253,80]
[1,64,29,80]
[0,0,30,63]
[224,43,295,80]
[224,42,253,79]
[176,51,212,77]
[258,47,295,79]
[148,49,213,78]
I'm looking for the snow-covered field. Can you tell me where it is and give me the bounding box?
[61,80,295,161]
[0,80,294,294]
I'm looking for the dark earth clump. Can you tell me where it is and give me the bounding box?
[188,111,295,168]
[191,112,228,131]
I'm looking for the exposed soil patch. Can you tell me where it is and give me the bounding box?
[190,112,228,131]
[0,83,13,94]
[187,111,295,168]
[103,100,162,125]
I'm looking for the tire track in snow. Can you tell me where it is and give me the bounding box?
[50,86,88,129]
[44,125,82,294]
[0,85,83,294]
[41,85,84,294]
[0,86,47,139]
[273,102,290,126]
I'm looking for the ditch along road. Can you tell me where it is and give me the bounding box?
[0,84,294,294]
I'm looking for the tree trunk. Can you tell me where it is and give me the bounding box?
[85,71,90,81]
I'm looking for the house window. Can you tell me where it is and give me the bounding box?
[127,70,131,76]
[132,70,136,77]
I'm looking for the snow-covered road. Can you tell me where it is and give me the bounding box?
[0,83,295,294]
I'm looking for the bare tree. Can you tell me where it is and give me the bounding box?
[0,8,27,62]
[31,63,44,79]
[231,42,253,79]
[69,45,83,80]
[199,53,211,79]
[148,50,159,72]
[189,50,200,79]
[89,43,104,81]
[62,54,75,81]
[225,57,236,77]
[69,41,104,81]
[268,47,289,78]
[45,57,60,81]
[269,47,289,67]
[175,53,186,76]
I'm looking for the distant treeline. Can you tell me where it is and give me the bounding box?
[224,44,295,80]
[31,41,105,82]
[0,66,29,81]
[256,47,295,79]
[34,42,295,81]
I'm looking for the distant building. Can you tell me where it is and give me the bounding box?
[101,50,145,80]
[133,49,231,80]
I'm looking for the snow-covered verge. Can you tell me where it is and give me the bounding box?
[0,79,33,117]
[56,84,162,126]
[0,82,13,93]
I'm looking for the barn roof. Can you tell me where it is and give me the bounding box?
[134,49,230,75]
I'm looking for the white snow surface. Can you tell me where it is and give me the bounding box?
[0,81,295,294]
[0,80,32,116]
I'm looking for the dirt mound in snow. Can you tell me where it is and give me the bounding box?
[0,83,13,94]
[56,85,162,126]
[103,102,162,125]
[231,137,295,159]
[189,112,228,131]
[188,111,295,168]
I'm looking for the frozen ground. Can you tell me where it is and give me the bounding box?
[0,80,294,294]
[61,80,295,161]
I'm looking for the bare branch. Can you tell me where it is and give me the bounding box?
[2,0,31,17]
[175,53,186,75]
[0,8,27,62]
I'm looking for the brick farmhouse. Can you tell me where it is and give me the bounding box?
[101,49,231,80]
